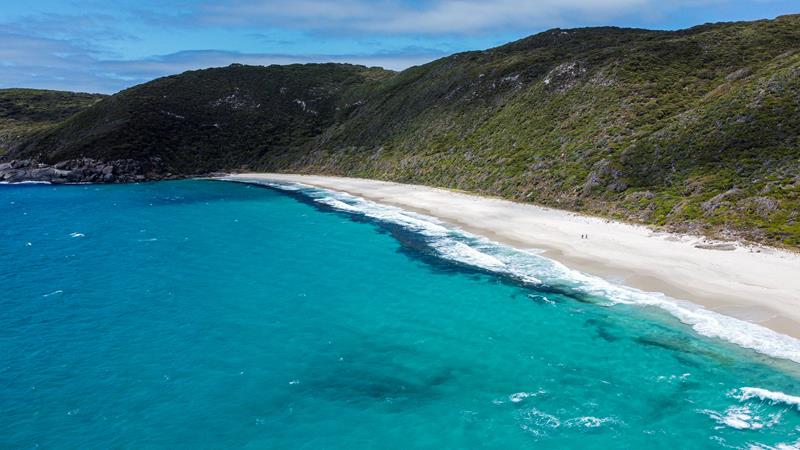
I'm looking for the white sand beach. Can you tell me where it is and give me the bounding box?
[226,173,800,341]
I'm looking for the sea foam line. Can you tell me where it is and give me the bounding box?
[0,180,51,185]
[225,177,800,364]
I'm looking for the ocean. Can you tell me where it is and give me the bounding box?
[2,179,799,449]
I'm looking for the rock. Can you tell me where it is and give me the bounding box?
[582,158,625,195]
[725,67,751,81]
[694,243,737,251]
[700,188,743,216]
[0,157,171,184]
[53,160,71,170]
[608,181,628,192]
[543,61,588,92]
[738,196,779,219]
[29,167,57,181]
[625,191,656,201]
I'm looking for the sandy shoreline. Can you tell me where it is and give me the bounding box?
[226,173,800,341]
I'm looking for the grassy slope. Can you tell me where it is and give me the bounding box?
[9,15,800,247]
[0,89,105,156]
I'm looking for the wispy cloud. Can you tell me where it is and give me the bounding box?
[0,31,442,93]
[0,0,795,92]
[193,0,699,34]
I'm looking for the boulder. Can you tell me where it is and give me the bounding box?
[0,157,171,184]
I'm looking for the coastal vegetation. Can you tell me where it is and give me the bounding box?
[0,89,105,156]
[2,15,799,247]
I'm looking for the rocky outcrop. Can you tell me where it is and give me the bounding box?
[737,196,780,219]
[0,157,180,184]
[582,158,627,195]
[543,61,588,93]
[700,188,744,216]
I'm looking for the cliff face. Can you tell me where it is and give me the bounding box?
[3,15,800,247]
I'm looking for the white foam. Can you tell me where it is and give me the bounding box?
[518,407,561,435]
[226,178,800,365]
[69,232,85,238]
[432,240,506,270]
[314,198,363,213]
[703,405,764,430]
[656,373,691,383]
[528,294,555,305]
[0,180,51,185]
[735,387,800,410]
[703,388,794,431]
[509,390,545,403]
[564,416,617,428]
[750,442,800,450]
[763,442,800,450]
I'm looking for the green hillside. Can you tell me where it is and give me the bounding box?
[6,15,800,247]
[0,89,105,156]
[13,64,392,173]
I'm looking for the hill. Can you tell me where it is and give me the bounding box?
[0,89,105,156]
[3,15,799,247]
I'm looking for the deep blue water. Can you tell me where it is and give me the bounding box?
[2,179,799,449]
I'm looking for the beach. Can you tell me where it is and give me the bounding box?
[227,173,800,341]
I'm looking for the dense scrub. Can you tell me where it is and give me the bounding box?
[0,89,105,155]
[7,15,800,247]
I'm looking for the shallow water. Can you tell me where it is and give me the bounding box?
[1,180,799,449]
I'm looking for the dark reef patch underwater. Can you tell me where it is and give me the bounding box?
[2,179,800,449]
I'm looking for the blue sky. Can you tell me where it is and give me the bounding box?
[1,0,798,93]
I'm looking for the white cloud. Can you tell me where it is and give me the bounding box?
[0,0,777,92]
[0,32,442,93]
[195,0,678,33]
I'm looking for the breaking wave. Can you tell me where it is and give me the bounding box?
[0,181,51,185]
[735,387,800,410]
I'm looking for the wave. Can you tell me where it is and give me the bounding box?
[0,180,51,185]
[703,387,800,432]
[564,416,619,428]
[701,405,774,430]
[224,177,800,364]
[508,389,546,403]
[735,387,800,410]
[750,442,800,450]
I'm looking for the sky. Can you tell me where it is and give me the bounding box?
[1,0,798,93]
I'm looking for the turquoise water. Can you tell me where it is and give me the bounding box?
[2,179,800,449]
